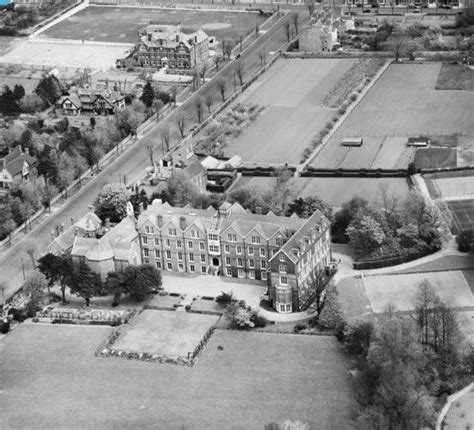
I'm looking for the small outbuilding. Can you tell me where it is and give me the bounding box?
[341,137,363,147]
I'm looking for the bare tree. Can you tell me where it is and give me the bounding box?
[308,269,328,314]
[284,20,291,42]
[194,97,203,123]
[205,93,213,114]
[239,35,243,52]
[214,55,220,71]
[234,60,244,86]
[217,79,226,102]
[192,69,199,91]
[257,49,266,67]
[199,64,207,85]
[176,115,186,138]
[161,126,170,152]
[255,21,260,38]
[23,240,37,268]
[170,85,178,107]
[145,143,155,166]
[225,42,233,60]
[291,12,299,34]
[152,99,164,121]
[305,0,316,17]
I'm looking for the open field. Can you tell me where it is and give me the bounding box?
[229,176,410,208]
[310,63,474,170]
[362,271,474,313]
[0,324,355,429]
[42,6,266,43]
[436,63,474,91]
[448,200,474,234]
[113,309,219,357]
[0,38,132,69]
[221,58,356,164]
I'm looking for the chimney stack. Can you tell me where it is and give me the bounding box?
[157,215,163,228]
[179,216,186,231]
[139,202,144,214]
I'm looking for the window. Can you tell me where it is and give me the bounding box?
[142,236,148,245]
[167,262,173,270]
[188,241,193,249]
[237,258,243,267]
[280,276,288,285]
[286,304,291,312]
[201,266,207,274]
[200,254,206,263]
[154,238,160,246]
[251,236,260,244]
[145,225,150,233]
[199,242,205,251]
[156,261,161,269]
[178,263,184,271]
[168,228,177,236]
[208,233,218,241]
[237,268,244,278]
[279,264,287,273]
[177,252,183,261]
[226,268,232,277]
[155,250,160,258]
[177,240,182,249]
[279,253,285,262]
[280,304,285,312]
[260,248,266,257]
[144,258,149,265]
[166,250,171,259]
[189,253,194,262]
[166,239,171,248]
[249,259,255,268]
[249,270,255,279]
[224,244,230,253]
[261,260,267,269]
[144,248,149,257]
[261,271,267,281]
[209,245,219,253]
[227,233,236,242]
[190,265,195,273]
[191,229,198,238]
[236,246,242,254]
[225,257,231,266]
[248,247,254,256]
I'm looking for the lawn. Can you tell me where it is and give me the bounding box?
[310,63,474,169]
[113,309,219,357]
[413,147,457,169]
[42,6,266,43]
[435,63,474,91]
[0,324,356,429]
[220,58,356,164]
[444,389,474,430]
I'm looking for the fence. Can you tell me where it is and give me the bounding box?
[301,168,408,178]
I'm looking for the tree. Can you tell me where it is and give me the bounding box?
[145,142,155,167]
[288,196,332,220]
[89,116,96,130]
[318,284,344,330]
[163,170,199,207]
[161,125,170,152]
[199,64,207,84]
[23,270,47,316]
[343,318,374,357]
[37,253,72,301]
[194,97,203,123]
[284,20,291,42]
[257,49,266,67]
[234,60,244,86]
[22,240,37,268]
[224,41,233,60]
[20,93,44,113]
[152,99,164,121]
[95,183,129,223]
[140,82,155,109]
[176,115,186,138]
[204,93,212,114]
[214,54,220,71]
[55,152,75,197]
[105,271,124,306]
[68,261,101,306]
[308,269,328,315]
[192,68,199,91]
[347,212,386,258]
[169,85,178,107]
[332,196,370,241]
[217,79,226,102]
[122,265,162,301]
[35,75,62,106]
[0,203,16,241]
[305,0,316,17]
[291,12,299,34]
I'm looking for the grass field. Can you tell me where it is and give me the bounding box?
[113,310,219,357]
[0,324,355,429]
[42,6,266,44]
[220,58,356,164]
[448,200,474,234]
[229,176,410,208]
[310,63,474,170]
[413,147,457,169]
[435,63,474,91]
[444,389,474,430]
[362,271,474,313]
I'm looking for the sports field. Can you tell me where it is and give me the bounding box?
[0,324,355,429]
[362,271,474,313]
[0,38,132,69]
[310,63,474,169]
[113,309,219,357]
[42,6,266,43]
[229,176,410,207]
[223,58,356,164]
[448,199,474,234]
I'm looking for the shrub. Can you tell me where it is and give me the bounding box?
[338,106,346,115]
[457,230,473,252]
[350,93,357,102]
[294,323,307,333]
[8,308,27,322]
[251,313,268,328]
[215,291,234,307]
[0,320,10,334]
[318,285,344,330]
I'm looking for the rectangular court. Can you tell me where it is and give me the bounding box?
[362,271,474,313]
[448,199,474,234]
[113,309,219,357]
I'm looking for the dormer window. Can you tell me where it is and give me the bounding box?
[279,254,285,262]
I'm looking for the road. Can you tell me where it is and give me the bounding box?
[0,10,309,300]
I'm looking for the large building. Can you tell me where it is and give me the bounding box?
[116,23,209,72]
[136,200,332,313]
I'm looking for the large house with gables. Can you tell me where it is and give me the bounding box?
[56,89,125,116]
[0,146,36,190]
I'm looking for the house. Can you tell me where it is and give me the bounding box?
[135,200,332,312]
[116,23,210,73]
[55,88,125,116]
[0,146,36,189]
[299,23,338,52]
[56,94,82,116]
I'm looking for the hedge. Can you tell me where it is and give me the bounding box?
[353,248,438,270]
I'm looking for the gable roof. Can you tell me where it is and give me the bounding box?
[57,94,82,109]
[0,146,36,177]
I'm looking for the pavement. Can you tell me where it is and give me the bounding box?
[0,10,306,301]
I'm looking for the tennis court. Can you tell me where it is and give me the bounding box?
[362,271,474,313]
[448,199,474,234]
[432,176,474,200]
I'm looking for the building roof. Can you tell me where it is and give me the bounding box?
[102,216,138,261]
[184,158,206,179]
[74,211,102,232]
[140,26,208,50]
[57,94,82,109]
[0,145,36,177]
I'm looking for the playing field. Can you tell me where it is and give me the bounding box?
[0,324,355,429]
[0,38,132,69]
[113,309,219,357]
[223,58,356,164]
[42,6,266,43]
[432,177,474,201]
[310,63,474,169]
[448,200,474,234]
[362,271,474,313]
[230,176,410,208]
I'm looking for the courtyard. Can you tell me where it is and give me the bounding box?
[0,324,355,429]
